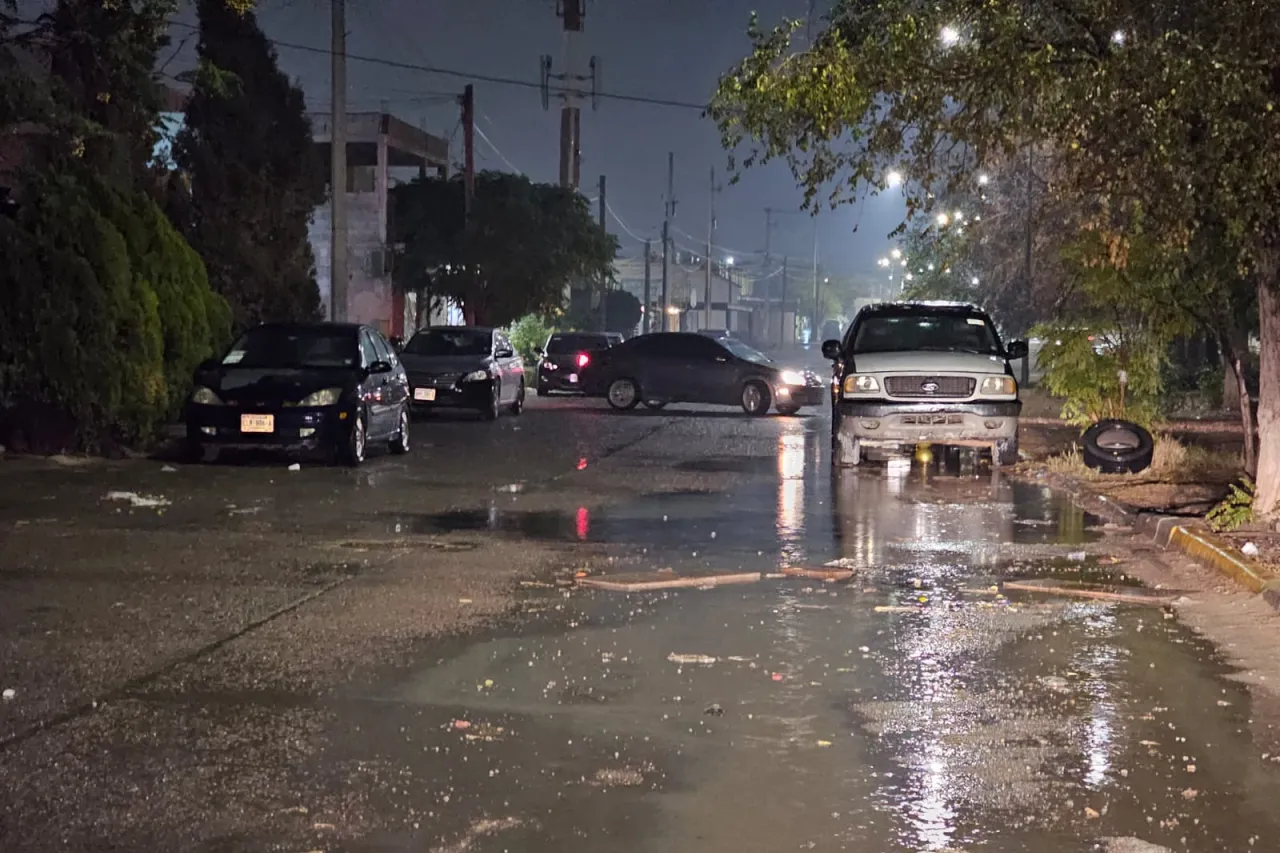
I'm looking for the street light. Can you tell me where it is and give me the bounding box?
[725,256,735,266]
[890,248,902,259]
[665,305,680,315]
[936,212,950,226]
[978,173,990,186]
[953,210,964,221]
[886,170,904,188]
[971,276,980,286]
[1111,30,1125,45]
[878,257,890,267]
[940,26,960,46]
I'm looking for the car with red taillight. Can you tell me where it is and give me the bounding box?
[535,332,620,396]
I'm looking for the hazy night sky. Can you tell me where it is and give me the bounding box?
[29,0,913,276]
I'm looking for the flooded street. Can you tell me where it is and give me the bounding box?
[1,398,1279,851]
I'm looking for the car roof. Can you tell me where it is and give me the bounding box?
[250,321,362,334]
[858,300,990,318]
[550,331,609,338]
[415,325,496,335]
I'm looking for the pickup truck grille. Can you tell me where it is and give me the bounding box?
[884,375,975,398]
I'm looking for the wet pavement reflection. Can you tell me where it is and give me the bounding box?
[355,418,1280,853]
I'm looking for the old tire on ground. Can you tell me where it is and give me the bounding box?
[607,378,641,411]
[741,380,772,416]
[1081,419,1154,474]
[993,431,1019,467]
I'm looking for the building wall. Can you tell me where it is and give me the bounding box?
[310,193,392,334]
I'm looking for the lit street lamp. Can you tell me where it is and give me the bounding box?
[978,173,990,186]
[940,26,960,46]
[890,248,903,259]
[936,213,950,226]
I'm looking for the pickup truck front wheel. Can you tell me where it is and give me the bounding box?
[993,432,1019,467]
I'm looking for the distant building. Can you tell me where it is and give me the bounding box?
[307,112,450,337]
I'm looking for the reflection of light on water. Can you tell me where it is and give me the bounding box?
[777,433,806,564]
[576,506,590,540]
[1076,614,1119,789]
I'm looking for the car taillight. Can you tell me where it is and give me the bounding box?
[576,352,590,368]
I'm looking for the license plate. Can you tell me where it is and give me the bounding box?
[568,373,579,383]
[414,387,436,401]
[240,414,274,434]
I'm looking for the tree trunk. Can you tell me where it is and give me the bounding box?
[1219,333,1255,475]
[1253,279,1280,515]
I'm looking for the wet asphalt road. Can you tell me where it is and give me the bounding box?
[2,392,1280,852]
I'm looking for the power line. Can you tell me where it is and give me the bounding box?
[472,124,524,175]
[152,18,710,112]
[605,202,651,244]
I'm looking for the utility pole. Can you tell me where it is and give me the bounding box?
[461,85,475,219]
[780,256,789,346]
[598,174,607,331]
[811,222,819,345]
[1022,145,1034,385]
[329,0,347,322]
[764,208,775,345]
[642,239,652,334]
[661,152,674,332]
[541,0,597,189]
[704,167,716,331]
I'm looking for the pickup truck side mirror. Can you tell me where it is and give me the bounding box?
[1006,340,1029,360]
[821,339,842,361]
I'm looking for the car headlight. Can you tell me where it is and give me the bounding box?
[190,386,223,406]
[979,376,1017,395]
[542,362,558,371]
[842,374,880,395]
[778,370,806,386]
[297,387,343,407]
[462,369,490,383]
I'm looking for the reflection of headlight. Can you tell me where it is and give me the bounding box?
[779,370,806,386]
[462,370,490,382]
[298,387,343,406]
[190,386,223,405]
[542,362,558,370]
[979,375,1017,395]
[842,374,880,394]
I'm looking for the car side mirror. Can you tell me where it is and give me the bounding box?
[1006,340,1029,360]
[368,360,393,374]
[496,348,514,359]
[821,339,842,361]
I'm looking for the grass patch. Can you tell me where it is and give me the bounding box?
[1044,435,1240,484]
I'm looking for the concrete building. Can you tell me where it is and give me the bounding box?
[308,112,450,337]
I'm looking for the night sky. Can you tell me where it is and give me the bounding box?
[34,0,913,277]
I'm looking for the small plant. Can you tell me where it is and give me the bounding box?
[1207,476,1255,532]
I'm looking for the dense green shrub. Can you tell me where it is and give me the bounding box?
[508,314,555,364]
[0,171,229,450]
[1031,324,1165,429]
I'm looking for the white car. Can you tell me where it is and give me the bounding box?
[822,301,1029,466]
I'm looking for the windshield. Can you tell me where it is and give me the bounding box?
[222,327,358,369]
[404,329,492,357]
[851,313,1001,355]
[546,334,610,355]
[721,338,773,365]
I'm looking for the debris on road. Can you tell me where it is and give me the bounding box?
[668,653,717,665]
[704,703,724,716]
[580,571,761,592]
[2,688,14,700]
[783,567,855,581]
[1003,578,1183,606]
[287,463,301,471]
[874,605,921,613]
[592,767,646,788]
[104,491,170,508]
[432,817,526,853]
[160,465,177,472]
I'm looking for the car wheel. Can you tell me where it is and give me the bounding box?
[741,380,771,416]
[776,405,800,416]
[607,378,641,410]
[993,432,1019,467]
[642,399,668,410]
[481,384,500,421]
[510,380,526,415]
[1081,419,1153,473]
[340,412,367,466]
[536,382,548,397]
[389,406,410,455]
[182,438,214,464]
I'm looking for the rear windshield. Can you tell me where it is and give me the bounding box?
[850,312,1001,355]
[546,334,611,355]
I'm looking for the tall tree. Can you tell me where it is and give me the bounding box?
[393,171,618,328]
[172,0,324,329]
[710,1,1278,511]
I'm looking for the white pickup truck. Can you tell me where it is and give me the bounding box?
[822,301,1029,466]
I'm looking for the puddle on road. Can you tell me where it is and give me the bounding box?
[373,556,1280,853]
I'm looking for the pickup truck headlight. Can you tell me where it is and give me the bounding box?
[296,387,343,407]
[842,374,880,395]
[462,369,490,383]
[979,376,1017,395]
[190,386,223,406]
[778,370,806,386]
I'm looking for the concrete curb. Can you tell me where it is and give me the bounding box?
[1020,466,1278,608]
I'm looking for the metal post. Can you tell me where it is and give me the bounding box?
[643,239,651,334]
[329,0,347,321]
[598,174,607,331]
[462,85,474,218]
[705,167,714,331]
[811,223,819,346]
[780,256,788,346]
[661,152,673,332]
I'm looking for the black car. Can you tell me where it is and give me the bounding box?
[580,332,825,415]
[399,326,526,419]
[184,322,411,466]
[536,332,621,395]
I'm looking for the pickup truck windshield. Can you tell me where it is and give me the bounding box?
[852,313,1001,355]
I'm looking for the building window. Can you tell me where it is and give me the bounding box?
[347,166,375,193]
